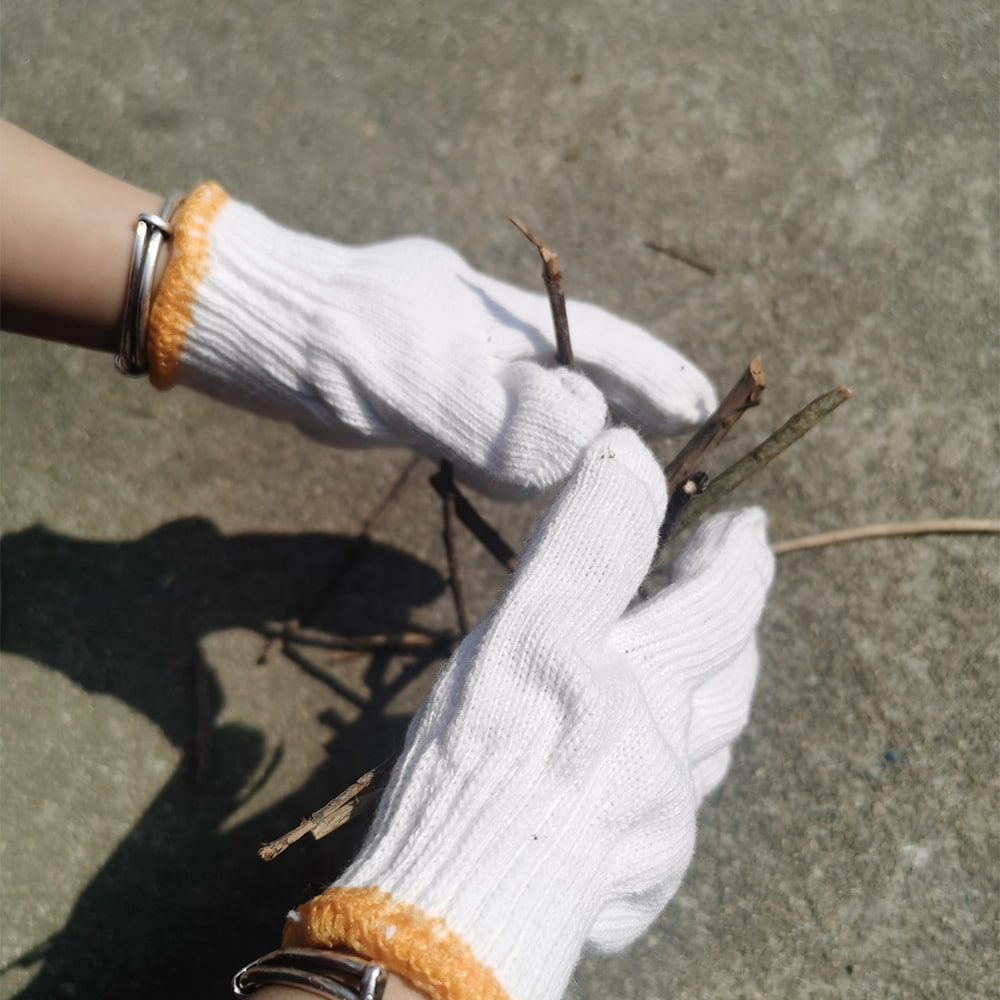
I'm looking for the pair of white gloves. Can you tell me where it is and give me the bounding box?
[149,186,774,1000]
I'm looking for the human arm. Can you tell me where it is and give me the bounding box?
[1,124,717,495]
[0,119,165,350]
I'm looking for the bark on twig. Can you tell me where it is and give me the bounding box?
[673,384,852,535]
[665,357,766,492]
[258,763,391,861]
[262,623,455,654]
[509,217,575,368]
[659,358,766,540]
[659,471,708,542]
[428,471,519,573]
[772,518,1000,555]
[427,218,577,578]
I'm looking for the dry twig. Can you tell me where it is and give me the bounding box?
[644,239,717,277]
[660,358,766,540]
[673,384,852,535]
[426,219,577,578]
[259,762,391,861]
[665,357,766,491]
[772,518,1000,555]
[429,470,519,573]
[262,622,454,654]
[509,217,575,368]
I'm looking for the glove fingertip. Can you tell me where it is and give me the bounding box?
[577,426,668,523]
[678,507,774,588]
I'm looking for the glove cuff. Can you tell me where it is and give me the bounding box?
[147,180,230,389]
[284,886,510,1000]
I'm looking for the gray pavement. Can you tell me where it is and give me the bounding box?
[1,2,997,997]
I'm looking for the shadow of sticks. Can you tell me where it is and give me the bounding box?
[1,517,447,998]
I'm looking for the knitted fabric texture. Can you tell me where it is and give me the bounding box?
[142,186,716,494]
[147,181,229,389]
[288,428,774,1000]
[284,887,509,1000]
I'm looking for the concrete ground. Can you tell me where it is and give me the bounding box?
[1,1,997,997]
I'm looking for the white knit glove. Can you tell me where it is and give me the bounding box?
[284,428,775,1000]
[148,183,716,495]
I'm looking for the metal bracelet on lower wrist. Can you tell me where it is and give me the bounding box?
[232,947,386,1000]
[114,194,179,377]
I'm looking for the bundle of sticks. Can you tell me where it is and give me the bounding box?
[256,220,993,860]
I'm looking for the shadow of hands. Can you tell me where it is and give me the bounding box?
[1,518,446,998]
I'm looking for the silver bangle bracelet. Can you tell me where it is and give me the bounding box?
[114,194,180,377]
[232,947,387,1000]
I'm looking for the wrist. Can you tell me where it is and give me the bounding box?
[0,122,165,352]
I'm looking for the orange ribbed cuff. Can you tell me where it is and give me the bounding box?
[283,886,510,1000]
[147,181,230,389]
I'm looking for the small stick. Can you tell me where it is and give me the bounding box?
[645,240,717,277]
[261,623,454,653]
[438,460,471,634]
[425,218,576,579]
[509,217,575,368]
[423,218,577,590]
[428,470,519,572]
[772,518,1000,555]
[664,356,766,494]
[659,472,708,543]
[673,384,852,535]
[259,763,390,861]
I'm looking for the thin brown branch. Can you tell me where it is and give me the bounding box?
[772,518,1000,555]
[665,357,766,494]
[659,357,767,540]
[659,471,708,542]
[261,623,455,654]
[438,460,471,634]
[509,217,575,368]
[673,384,852,535]
[258,763,390,861]
[425,218,577,581]
[644,240,717,277]
[428,470,519,572]
[423,218,580,599]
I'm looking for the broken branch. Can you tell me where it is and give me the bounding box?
[431,218,578,577]
[665,357,766,493]
[262,623,454,654]
[258,762,390,861]
[509,217,575,368]
[673,384,853,535]
[428,470,519,573]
